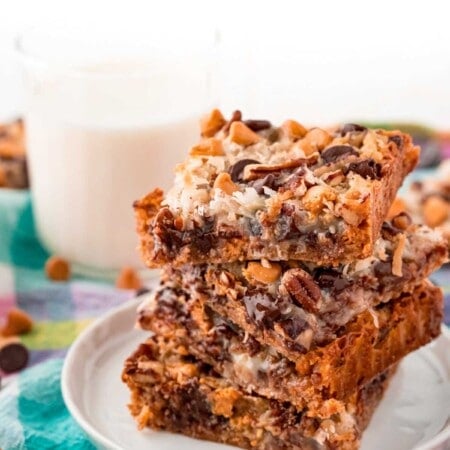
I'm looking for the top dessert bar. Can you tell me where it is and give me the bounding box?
[135,110,419,267]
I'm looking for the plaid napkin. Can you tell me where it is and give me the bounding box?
[0,178,449,449]
[0,190,134,449]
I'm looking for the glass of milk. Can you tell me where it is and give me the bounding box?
[15,25,217,275]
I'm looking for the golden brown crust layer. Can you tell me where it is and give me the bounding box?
[139,280,442,409]
[122,334,396,450]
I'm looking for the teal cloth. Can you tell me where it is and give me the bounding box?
[0,192,132,449]
[0,359,94,450]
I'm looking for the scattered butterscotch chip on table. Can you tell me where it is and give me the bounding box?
[45,255,71,281]
[116,266,142,290]
[1,307,33,337]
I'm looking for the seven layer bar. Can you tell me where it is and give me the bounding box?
[123,111,447,450]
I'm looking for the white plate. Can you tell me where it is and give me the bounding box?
[62,297,450,450]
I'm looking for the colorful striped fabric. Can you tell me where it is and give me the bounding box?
[0,165,449,448]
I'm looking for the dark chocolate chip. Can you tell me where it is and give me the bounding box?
[223,110,242,132]
[243,120,272,131]
[388,135,403,149]
[381,222,400,239]
[0,342,29,373]
[229,158,261,182]
[346,159,382,180]
[373,261,393,278]
[314,268,350,293]
[340,123,367,136]
[249,173,278,194]
[278,317,308,340]
[136,287,151,296]
[321,145,358,163]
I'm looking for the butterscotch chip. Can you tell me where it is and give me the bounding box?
[423,195,449,227]
[213,173,239,195]
[387,197,406,220]
[200,109,226,137]
[298,128,332,156]
[229,122,261,146]
[1,308,33,337]
[45,256,71,281]
[243,261,282,284]
[282,119,307,139]
[189,139,224,157]
[116,266,143,290]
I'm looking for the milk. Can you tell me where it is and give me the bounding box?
[26,117,198,270]
[21,60,209,271]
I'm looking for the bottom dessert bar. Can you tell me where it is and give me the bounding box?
[138,279,443,410]
[123,335,396,450]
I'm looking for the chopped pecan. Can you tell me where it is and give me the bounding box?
[280,268,322,313]
[243,155,318,181]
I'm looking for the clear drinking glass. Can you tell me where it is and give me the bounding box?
[15,26,217,275]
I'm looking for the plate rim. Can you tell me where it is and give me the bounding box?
[62,297,450,450]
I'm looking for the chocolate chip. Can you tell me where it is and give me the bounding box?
[321,145,358,163]
[381,222,401,239]
[278,317,308,340]
[136,287,151,296]
[346,159,382,180]
[249,173,280,194]
[340,123,367,136]
[314,268,350,293]
[223,110,242,132]
[243,120,272,131]
[373,261,393,278]
[388,135,403,149]
[229,158,261,182]
[0,342,29,373]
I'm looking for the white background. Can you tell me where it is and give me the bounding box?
[1,0,450,127]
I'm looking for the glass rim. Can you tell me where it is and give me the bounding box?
[14,26,219,78]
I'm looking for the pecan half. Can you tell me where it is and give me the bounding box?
[280,268,322,313]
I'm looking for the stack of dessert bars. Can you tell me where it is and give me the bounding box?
[123,110,447,450]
